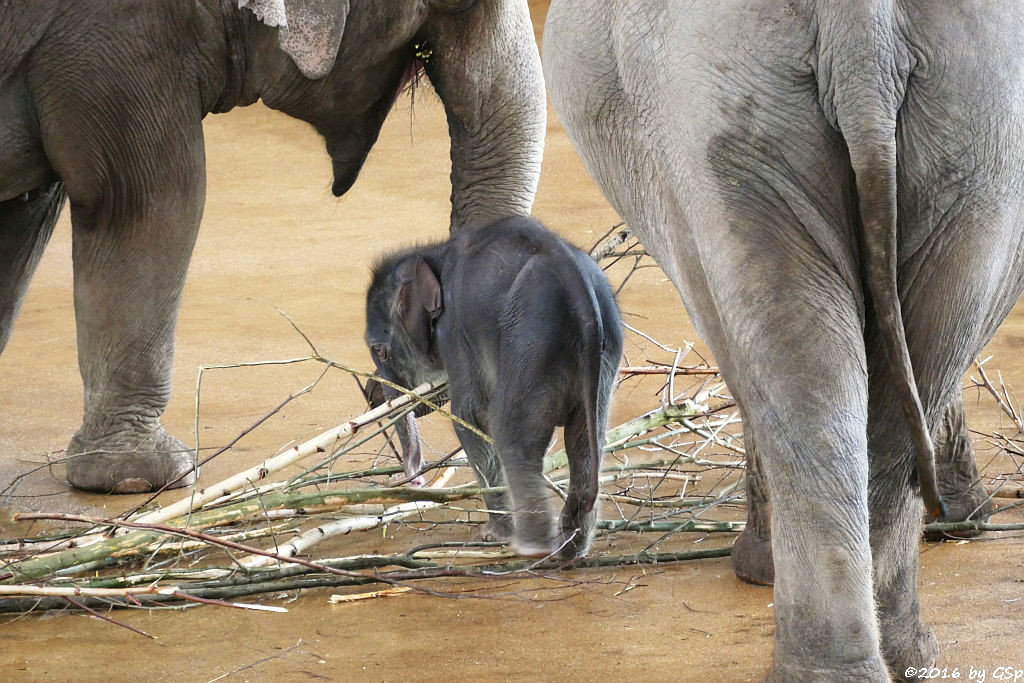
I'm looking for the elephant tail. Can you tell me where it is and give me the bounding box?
[823,3,945,521]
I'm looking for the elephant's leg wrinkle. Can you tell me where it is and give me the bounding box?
[692,256,883,675]
[736,391,992,584]
[0,181,65,353]
[743,404,884,678]
[864,388,941,676]
[866,270,1018,676]
[62,142,206,494]
[869,480,938,680]
[67,206,202,492]
[762,476,888,681]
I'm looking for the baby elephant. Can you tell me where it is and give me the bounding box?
[365,216,623,559]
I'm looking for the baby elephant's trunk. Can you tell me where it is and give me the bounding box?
[363,377,427,486]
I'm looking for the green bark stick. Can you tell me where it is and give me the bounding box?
[545,401,716,472]
[0,546,733,614]
[3,485,497,582]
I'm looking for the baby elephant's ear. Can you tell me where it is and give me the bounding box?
[395,256,442,355]
[413,256,442,320]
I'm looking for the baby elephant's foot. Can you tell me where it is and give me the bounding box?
[731,527,774,586]
[511,527,561,559]
[478,515,515,543]
[551,529,592,560]
[510,537,559,559]
[510,508,559,558]
[66,425,197,494]
[555,509,597,560]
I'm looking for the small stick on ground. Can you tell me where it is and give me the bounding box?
[63,596,156,639]
[329,586,413,603]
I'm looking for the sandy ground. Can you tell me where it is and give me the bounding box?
[1,2,1022,681]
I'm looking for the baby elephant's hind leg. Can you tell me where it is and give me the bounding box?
[558,405,600,559]
[491,396,561,558]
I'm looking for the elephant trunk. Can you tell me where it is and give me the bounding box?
[395,411,426,486]
[423,0,546,229]
[363,376,431,486]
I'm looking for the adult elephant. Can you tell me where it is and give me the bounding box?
[0,0,545,493]
[544,1,1023,680]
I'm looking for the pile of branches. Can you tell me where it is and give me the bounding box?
[1,225,1022,625]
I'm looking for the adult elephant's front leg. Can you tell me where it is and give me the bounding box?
[62,138,206,494]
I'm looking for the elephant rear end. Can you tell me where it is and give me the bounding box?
[544,0,1024,677]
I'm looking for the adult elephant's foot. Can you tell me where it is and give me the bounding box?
[923,481,994,541]
[766,657,889,682]
[731,527,774,586]
[880,614,939,681]
[66,425,197,493]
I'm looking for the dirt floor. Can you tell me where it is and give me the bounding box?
[1,3,1022,681]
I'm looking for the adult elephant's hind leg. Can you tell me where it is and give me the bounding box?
[925,394,993,538]
[61,135,206,494]
[723,293,885,681]
[731,430,774,586]
[735,391,992,585]
[872,38,1024,672]
[869,212,1023,680]
[0,182,66,352]
[546,8,888,676]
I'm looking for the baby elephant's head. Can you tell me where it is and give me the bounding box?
[365,253,446,403]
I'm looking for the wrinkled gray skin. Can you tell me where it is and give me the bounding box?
[365,217,623,559]
[733,394,996,587]
[544,1,1024,680]
[0,0,545,493]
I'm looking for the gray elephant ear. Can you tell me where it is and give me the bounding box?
[237,0,348,80]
